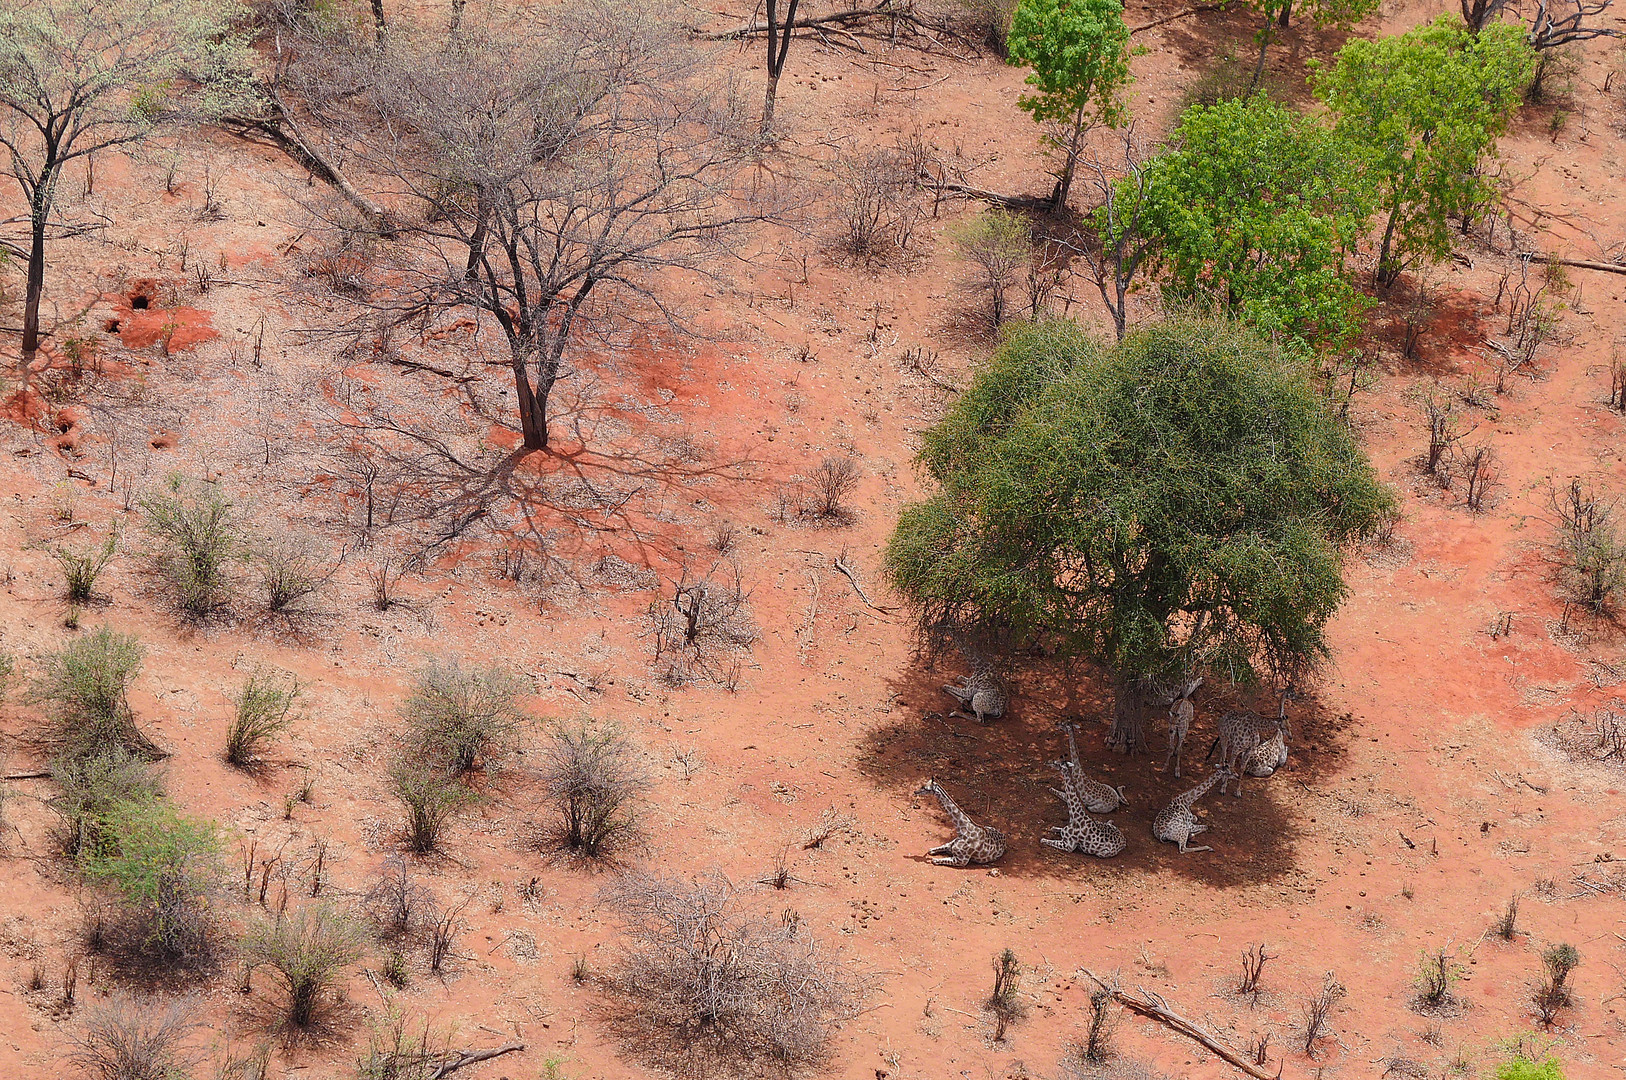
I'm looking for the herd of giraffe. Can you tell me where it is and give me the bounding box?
[916,673,1293,866]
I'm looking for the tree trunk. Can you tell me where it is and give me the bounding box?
[1052,103,1087,213]
[449,0,465,30]
[371,0,386,43]
[1375,205,1402,287]
[1107,674,1159,754]
[761,0,800,135]
[1276,0,1291,27]
[1247,22,1272,95]
[514,367,549,451]
[20,182,52,391]
[761,72,780,135]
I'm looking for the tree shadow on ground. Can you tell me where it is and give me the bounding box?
[858,650,1355,890]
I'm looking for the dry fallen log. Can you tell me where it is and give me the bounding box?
[1129,3,1229,34]
[699,4,950,40]
[428,1042,524,1078]
[1081,970,1279,1079]
[1515,252,1626,276]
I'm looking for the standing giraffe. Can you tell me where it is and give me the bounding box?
[915,780,1007,866]
[1208,709,1286,796]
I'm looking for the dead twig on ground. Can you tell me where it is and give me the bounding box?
[1080,970,1280,1079]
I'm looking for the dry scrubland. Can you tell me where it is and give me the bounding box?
[2,0,1626,1078]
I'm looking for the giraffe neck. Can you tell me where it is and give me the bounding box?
[1178,772,1221,808]
[930,784,976,832]
[1064,723,1081,771]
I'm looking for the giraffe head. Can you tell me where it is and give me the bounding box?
[914,779,940,798]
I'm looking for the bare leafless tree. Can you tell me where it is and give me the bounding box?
[1073,125,1155,339]
[1526,0,1619,48]
[284,1,773,452]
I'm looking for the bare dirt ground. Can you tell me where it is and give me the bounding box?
[3,1,1626,1078]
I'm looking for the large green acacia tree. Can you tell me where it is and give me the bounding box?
[1112,95,1373,353]
[1005,0,1132,212]
[0,0,252,387]
[1315,17,1534,286]
[885,318,1393,752]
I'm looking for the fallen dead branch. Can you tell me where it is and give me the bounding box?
[428,1042,524,1078]
[1128,3,1228,34]
[1080,970,1279,1079]
[834,554,896,613]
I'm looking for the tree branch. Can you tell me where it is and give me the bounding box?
[428,1043,525,1079]
[1128,3,1229,35]
[1080,970,1279,1080]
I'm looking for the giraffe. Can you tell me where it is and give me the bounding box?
[1055,721,1126,812]
[941,658,1006,723]
[1152,764,1234,853]
[915,779,1007,866]
[1208,709,1286,796]
[1042,760,1126,857]
[1166,693,1195,778]
[1244,693,1292,777]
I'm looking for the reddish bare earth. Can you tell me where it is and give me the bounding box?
[2,2,1626,1079]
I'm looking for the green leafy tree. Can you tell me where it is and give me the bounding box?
[0,0,253,387]
[1113,96,1373,353]
[885,318,1393,752]
[1005,0,1132,211]
[1315,17,1534,285]
[82,798,223,956]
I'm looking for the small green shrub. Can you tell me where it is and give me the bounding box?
[81,799,223,958]
[254,540,325,614]
[55,529,118,603]
[402,658,526,774]
[1414,948,1462,1010]
[242,904,367,1029]
[138,476,241,617]
[949,208,1032,328]
[30,626,155,759]
[389,760,476,854]
[1497,1055,1566,1080]
[1542,943,1580,987]
[49,746,165,856]
[225,669,301,769]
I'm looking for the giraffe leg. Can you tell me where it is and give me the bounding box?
[1040,838,1070,851]
[1179,841,1214,853]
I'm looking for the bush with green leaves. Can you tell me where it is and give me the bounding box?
[884,317,1394,752]
[402,658,527,774]
[539,722,645,858]
[138,476,242,617]
[1315,17,1536,285]
[30,626,156,759]
[1111,94,1373,353]
[242,904,367,1029]
[1497,1055,1566,1080]
[54,528,118,603]
[80,798,223,958]
[49,746,165,856]
[1548,480,1626,615]
[1005,0,1131,210]
[224,668,301,769]
[389,760,476,854]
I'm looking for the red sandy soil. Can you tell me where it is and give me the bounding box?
[2,1,1625,1079]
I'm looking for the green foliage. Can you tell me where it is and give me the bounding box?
[1497,1056,1566,1080]
[402,658,527,774]
[225,669,301,769]
[31,626,153,759]
[81,799,223,957]
[54,528,119,603]
[389,760,477,854]
[886,318,1394,749]
[950,208,1033,328]
[1315,17,1536,284]
[1006,0,1132,206]
[0,650,14,703]
[241,904,367,1028]
[1120,95,1373,352]
[49,746,165,856]
[138,476,241,617]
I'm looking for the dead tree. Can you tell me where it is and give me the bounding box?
[1072,125,1155,340]
[282,4,774,452]
[761,0,803,134]
[1526,0,1620,47]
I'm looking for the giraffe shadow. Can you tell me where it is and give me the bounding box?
[859,652,1355,889]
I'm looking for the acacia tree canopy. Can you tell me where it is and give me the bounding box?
[1314,17,1534,285]
[1005,0,1132,210]
[885,318,1394,752]
[1115,95,1374,354]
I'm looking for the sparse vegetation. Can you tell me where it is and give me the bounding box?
[138,477,241,617]
[538,721,645,858]
[1239,942,1271,998]
[388,760,475,854]
[68,995,200,1080]
[224,669,301,770]
[1493,895,1520,939]
[648,563,757,687]
[31,627,155,761]
[1534,944,1581,1023]
[54,529,118,603]
[1548,479,1626,615]
[363,857,430,940]
[254,539,326,614]
[402,658,527,775]
[80,798,223,958]
[987,948,1026,1040]
[950,208,1033,328]
[1301,972,1345,1057]
[1414,948,1462,1011]
[605,872,862,1071]
[241,904,367,1029]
